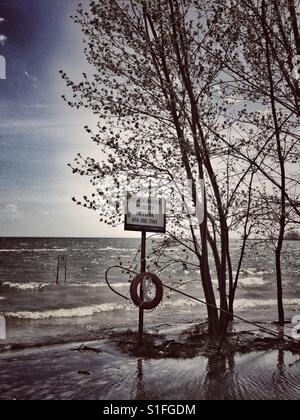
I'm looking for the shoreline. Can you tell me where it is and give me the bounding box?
[1,316,299,354]
[0,305,299,354]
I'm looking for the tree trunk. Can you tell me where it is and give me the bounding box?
[199,194,221,339]
[199,254,220,339]
[261,0,286,326]
[167,0,227,337]
[275,226,285,326]
[275,251,285,326]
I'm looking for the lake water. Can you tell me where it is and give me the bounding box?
[0,237,299,347]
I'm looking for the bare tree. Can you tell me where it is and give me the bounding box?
[207,0,300,325]
[62,0,278,337]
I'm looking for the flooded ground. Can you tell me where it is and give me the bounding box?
[0,339,299,400]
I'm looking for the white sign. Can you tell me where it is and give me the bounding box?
[0,55,6,80]
[125,196,166,233]
[0,316,6,340]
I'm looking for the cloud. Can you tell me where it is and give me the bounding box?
[24,71,38,82]
[5,204,19,213]
[0,204,22,220]
[0,17,6,25]
[28,104,49,109]
[0,35,7,47]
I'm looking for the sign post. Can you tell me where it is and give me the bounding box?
[56,255,67,285]
[125,195,166,347]
[139,231,146,347]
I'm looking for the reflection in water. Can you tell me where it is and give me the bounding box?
[132,358,146,400]
[127,350,300,400]
[272,350,287,400]
[203,353,238,400]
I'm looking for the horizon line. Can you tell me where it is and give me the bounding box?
[0,236,140,239]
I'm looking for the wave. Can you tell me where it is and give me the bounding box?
[163,299,300,310]
[233,298,300,310]
[209,277,266,288]
[0,281,129,291]
[67,282,129,289]
[0,277,271,292]
[238,277,266,287]
[3,297,300,320]
[0,248,67,253]
[240,269,269,276]
[0,297,6,300]
[98,247,135,252]
[1,282,49,291]
[163,297,300,310]
[163,298,198,308]
[2,303,133,320]
[0,247,137,254]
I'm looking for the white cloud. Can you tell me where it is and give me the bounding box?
[24,71,38,82]
[1,204,22,220]
[0,35,7,47]
[0,17,6,25]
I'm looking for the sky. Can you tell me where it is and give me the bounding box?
[0,0,137,237]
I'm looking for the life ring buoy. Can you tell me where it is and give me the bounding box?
[130,272,163,310]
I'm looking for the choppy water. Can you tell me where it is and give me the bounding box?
[0,237,299,346]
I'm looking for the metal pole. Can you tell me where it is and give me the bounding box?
[65,256,67,284]
[56,256,59,285]
[138,231,147,347]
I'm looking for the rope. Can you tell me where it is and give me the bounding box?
[105,265,135,300]
[105,265,295,341]
[163,284,294,341]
